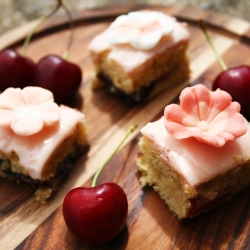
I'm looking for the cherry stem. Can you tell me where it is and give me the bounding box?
[21,16,46,56]
[61,2,74,60]
[21,0,74,60]
[91,124,137,187]
[199,20,227,71]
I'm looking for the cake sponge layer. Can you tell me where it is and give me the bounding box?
[137,135,250,218]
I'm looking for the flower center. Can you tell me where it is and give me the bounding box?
[139,21,161,33]
[198,121,209,131]
[15,106,39,118]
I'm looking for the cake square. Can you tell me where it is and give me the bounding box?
[136,84,250,218]
[0,87,88,203]
[88,10,190,102]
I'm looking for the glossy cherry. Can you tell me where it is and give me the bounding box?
[63,183,128,245]
[31,1,82,104]
[62,125,136,245]
[213,65,250,119]
[0,49,35,91]
[34,55,82,104]
[200,20,250,119]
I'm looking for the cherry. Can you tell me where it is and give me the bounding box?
[33,1,82,104]
[0,2,59,92]
[213,66,250,119]
[34,55,82,104]
[0,49,35,91]
[62,125,137,245]
[63,183,128,245]
[200,20,250,119]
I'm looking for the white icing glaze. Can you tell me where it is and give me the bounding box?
[88,10,190,74]
[141,117,250,186]
[0,105,85,180]
[109,11,174,50]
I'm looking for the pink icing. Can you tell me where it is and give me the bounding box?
[0,87,60,136]
[88,10,190,74]
[0,105,85,180]
[0,87,86,180]
[109,11,174,50]
[141,117,250,186]
[164,84,247,147]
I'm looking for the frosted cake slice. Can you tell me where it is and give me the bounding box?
[88,10,190,102]
[0,87,88,203]
[136,84,250,218]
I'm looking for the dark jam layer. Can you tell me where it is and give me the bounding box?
[0,144,89,193]
[188,185,238,217]
[97,73,155,104]
[0,159,72,191]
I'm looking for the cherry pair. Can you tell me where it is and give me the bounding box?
[0,49,81,104]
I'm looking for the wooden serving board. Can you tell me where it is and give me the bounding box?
[1,4,250,250]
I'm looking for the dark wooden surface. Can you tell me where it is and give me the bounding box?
[1,4,250,250]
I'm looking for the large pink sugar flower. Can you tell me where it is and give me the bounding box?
[164,84,247,147]
[0,87,60,136]
[109,11,174,51]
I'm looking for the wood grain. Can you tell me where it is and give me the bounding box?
[0,4,250,250]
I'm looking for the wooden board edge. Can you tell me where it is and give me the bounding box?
[1,4,250,52]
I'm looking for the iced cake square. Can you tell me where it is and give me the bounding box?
[88,10,190,102]
[136,84,250,218]
[0,87,88,203]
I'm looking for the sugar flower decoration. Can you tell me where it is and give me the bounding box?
[109,10,174,50]
[0,87,60,136]
[164,84,247,147]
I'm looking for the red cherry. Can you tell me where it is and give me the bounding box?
[62,183,128,245]
[34,55,82,104]
[212,65,250,119]
[199,21,250,120]
[62,125,136,245]
[0,49,35,91]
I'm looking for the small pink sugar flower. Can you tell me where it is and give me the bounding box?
[0,87,60,136]
[164,84,247,147]
[109,11,174,51]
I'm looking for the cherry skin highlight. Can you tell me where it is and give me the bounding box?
[0,49,35,91]
[212,65,250,119]
[62,182,128,245]
[34,55,82,104]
